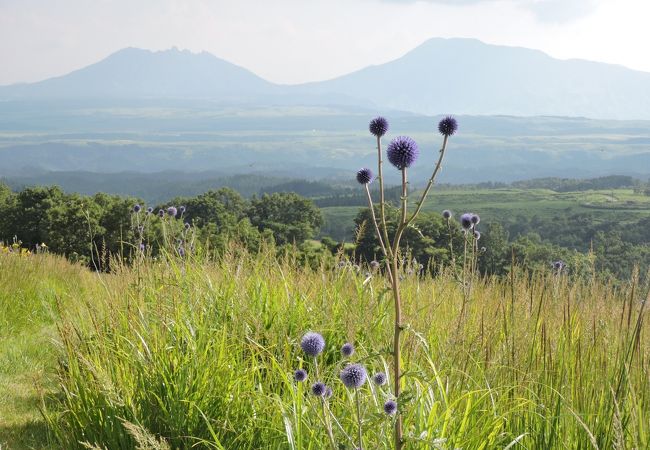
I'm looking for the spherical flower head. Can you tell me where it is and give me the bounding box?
[372,372,387,386]
[179,205,186,214]
[167,206,178,217]
[442,210,452,220]
[184,222,191,230]
[301,332,325,357]
[460,213,474,230]
[158,209,165,217]
[356,168,373,185]
[473,230,481,240]
[553,260,565,270]
[294,368,308,382]
[340,363,367,389]
[133,204,141,213]
[311,381,326,397]
[369,116,389,137]
[438,116,458,137]
[387,136,419,169]
[139,243,145,251]
[178,246,185,257]
[471,214,480,225]
[370,260,380,271]
[147,207,154,214]
[384,400,397,415]
[341,342,354,357]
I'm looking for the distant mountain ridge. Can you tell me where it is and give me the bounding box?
[3,39,650,119]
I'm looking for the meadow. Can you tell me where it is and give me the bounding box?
[2,244,649,449]
[320,187,650,241]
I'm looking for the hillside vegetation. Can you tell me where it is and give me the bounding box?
[1,246,649,449]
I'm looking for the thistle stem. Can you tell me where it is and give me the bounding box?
[315,358,336,449]
[389,167,409,450]
[355,389,363,450]
[406,135,448,226]
[364,184,394,283]
[377,135,393,258]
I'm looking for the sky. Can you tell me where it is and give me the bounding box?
[1,0,649,86]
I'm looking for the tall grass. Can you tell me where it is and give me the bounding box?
[20,244,643,449]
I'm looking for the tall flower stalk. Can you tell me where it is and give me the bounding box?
[356,116,458,449]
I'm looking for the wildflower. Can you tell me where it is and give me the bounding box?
[369,116,389,137]
[294,369,308,382]
[340,363,367,389]
[553,260,565,271]
[471,214,480,225]
[139,243,145,251]
[179,205,186,214]
[438,116,458,137]
[460,213,473,230]
[167,206,178,217]
[311,382,326,397]
[341,343,355,357]
[301,332,325,357]
[356,168,373,185]
[133,204,141,213]
[184,222,191,230]
[147,207,153,214]
[474,230,481,240]
[383,400,397,415]
[372,372,387,386]
[178,246,185,257]
[158,209,165,217]
[387,136,419,169]
[370,260,380,271]
[442,210,452,220]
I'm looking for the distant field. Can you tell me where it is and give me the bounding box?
[320,187,650,240]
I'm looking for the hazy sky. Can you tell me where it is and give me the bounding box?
[1,0,649,85]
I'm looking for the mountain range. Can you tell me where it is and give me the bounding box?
[3,38,650,120]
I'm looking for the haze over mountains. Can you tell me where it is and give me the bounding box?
[3,38,650,119]
[1,38,650,190]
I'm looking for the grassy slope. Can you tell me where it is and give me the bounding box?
[0,253,102,449]
[2,248,650,449]
[321,187,650,240]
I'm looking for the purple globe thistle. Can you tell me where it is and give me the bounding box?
[340,363,367,389]
[369,116,389,137]
[178,246,185,257]
[179,205,186,214]
[438,116,458,137]
[133,204,141,213]
[146,207,154,214]
[553,260,565,270]
[387,136,419,169]
[372,372,387,386]
[158,209,165,218]
[383,400,397,415]
[311,382,326,397]
[341,342,355,357]
[473,230,481,240]
[460,213,473,230]
[442,210,452,220]
[324,386,333,399]
[294,368,308,382]
[370,260,380,271]
[184,222,191,230]
[471,214,480,225]
[301,332,325,357]
[139,243,145,252]
[167,206,178,217]
[356,168,373,185]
